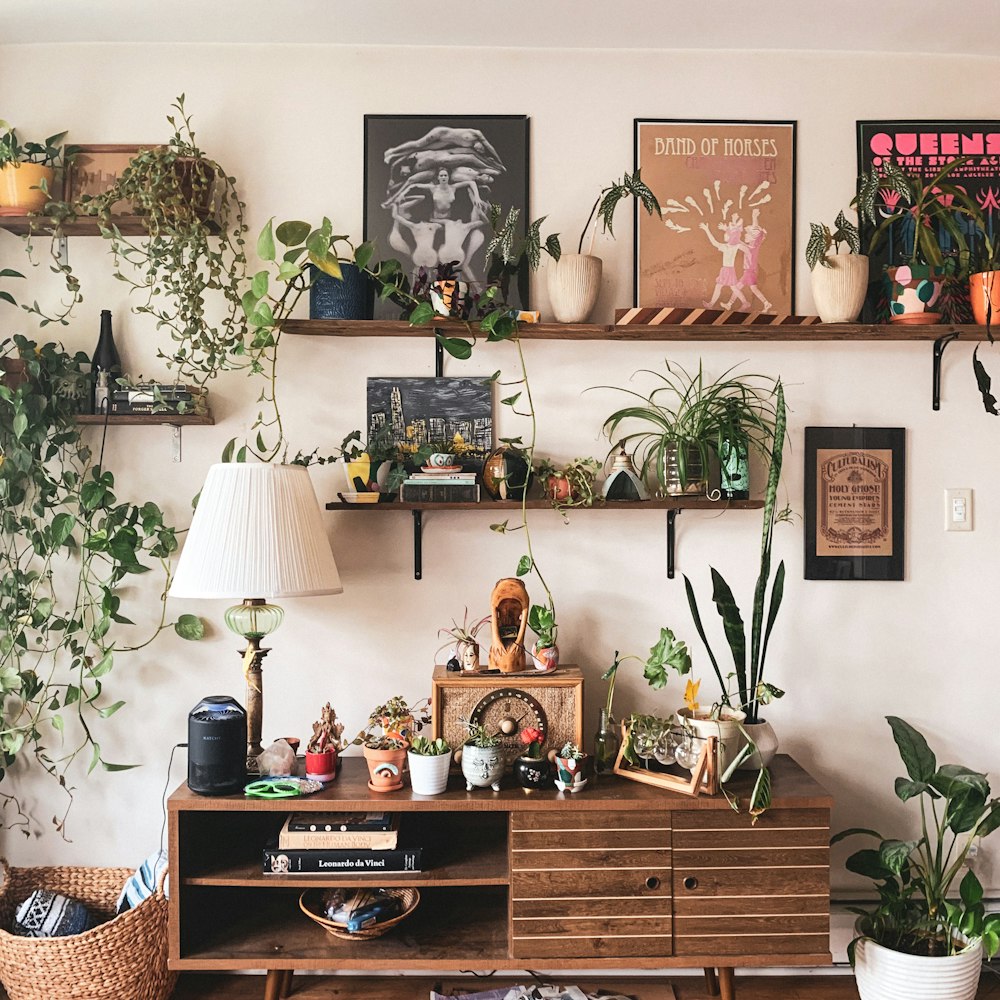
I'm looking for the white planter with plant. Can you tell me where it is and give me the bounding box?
[675,705,747,775]
[458,722,505,791]
[834,717,1000,1000]
[407,737,452,796]
[807,210,868,323]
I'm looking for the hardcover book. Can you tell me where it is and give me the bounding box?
[278,814,399,851]
[400,482,479,503]
[285,812,395,833]
[262,841,422,875]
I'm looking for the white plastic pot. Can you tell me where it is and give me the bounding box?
[854,936,983,1000]
[406,750,452,796]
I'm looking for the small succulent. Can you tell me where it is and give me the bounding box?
[557,741,586,760]
[409,735,451,757]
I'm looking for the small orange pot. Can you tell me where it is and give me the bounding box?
[545,475,574,502]
[0,163,55,212]
[363,745,407,792]
[970,270,1000,327]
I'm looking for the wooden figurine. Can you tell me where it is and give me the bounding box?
[488,577,529,673]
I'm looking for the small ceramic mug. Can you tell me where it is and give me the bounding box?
[428,452,456,467]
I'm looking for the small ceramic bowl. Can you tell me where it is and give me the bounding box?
[428,452,456,467]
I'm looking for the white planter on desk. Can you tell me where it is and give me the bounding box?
[854,936,983,1000]
[547,253,602,323]
[407,750,451,796]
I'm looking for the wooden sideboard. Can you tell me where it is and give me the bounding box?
[168,754,832,1000]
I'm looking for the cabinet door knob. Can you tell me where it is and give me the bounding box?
[683,875,699,890]
[645,876,660,890]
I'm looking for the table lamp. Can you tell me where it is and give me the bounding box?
[169,462,343,772]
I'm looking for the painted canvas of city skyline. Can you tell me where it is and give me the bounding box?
[367,377,494,469]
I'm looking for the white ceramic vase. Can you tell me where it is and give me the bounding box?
[736,718,779,771]
[854,937,983,1000]
[675,707,746,775]
[407,750,452,796]
[810,253,869,323]
[547,253,602,323]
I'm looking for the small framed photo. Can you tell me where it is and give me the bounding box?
[634,119,797,313]
[364,115,529,317]
[804,427,905,581]
[64,144,147,212]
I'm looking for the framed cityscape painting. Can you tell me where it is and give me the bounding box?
[634,119,797,314]
[804,426,905,581]
[364,115,529,318]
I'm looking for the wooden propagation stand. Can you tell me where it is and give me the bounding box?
[613,729,720,796]
[168,754,832,1000]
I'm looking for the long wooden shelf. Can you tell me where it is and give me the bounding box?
[76,413,214,427]
[0,215,150,237]
[326,497,763,512]
[283,317,994,342]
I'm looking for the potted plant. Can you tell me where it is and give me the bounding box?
[832,717,1000,1000]
[352,696,429,793]
[406,736,452,796]
[553,741,590,793]
[484,206,562,309]
[527,602,558,672]
[548,170,661,323]
[598,361,778,496]
[437,609,490,672]
[806,209,869,322]
[304,703,345,783]
[512,726,550,793]
[457,721,504,792]
[0,121,75,212]
[857,158,987,324]
[535,456,601,511]
[337,424,406,500]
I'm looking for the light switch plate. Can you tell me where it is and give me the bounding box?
[945,488,973,531]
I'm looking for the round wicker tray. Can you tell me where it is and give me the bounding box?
[298,887,419,940]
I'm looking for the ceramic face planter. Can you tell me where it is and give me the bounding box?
[460,744,505,791]
[459,641,480,672]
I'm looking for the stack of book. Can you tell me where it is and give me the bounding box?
[262,811,423,874]
[400,470,479,503]
[110,383,208,416]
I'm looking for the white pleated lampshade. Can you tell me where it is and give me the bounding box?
[169,463,343,599]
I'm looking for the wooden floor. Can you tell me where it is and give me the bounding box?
[164,971,1000,1000]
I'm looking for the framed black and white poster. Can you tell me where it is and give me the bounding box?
[804,427,905,581]
[364,115,529,318]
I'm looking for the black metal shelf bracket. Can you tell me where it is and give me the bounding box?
[412,509,423,580]
[932,331,960,410]
[667,509,680,579]
[435,335,444,378]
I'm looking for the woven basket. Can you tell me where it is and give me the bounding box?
[0,860,176,1000]
[299,887,419,940]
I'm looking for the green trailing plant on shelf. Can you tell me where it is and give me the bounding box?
[351,696,430,751]
[0,335,205,835]
[0,122,77,169]
[535,456,602,512]
[806,210,862,270]
[484,205,561,305]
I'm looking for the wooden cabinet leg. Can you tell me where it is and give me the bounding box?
[703,967,720,996]
[279,970,294,997]
[718,967,735,1000]
[264,970,283,1000]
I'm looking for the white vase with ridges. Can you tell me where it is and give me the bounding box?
[675,707,746,775]
[854,937,983,1000]
[810,253,869,323]
[406,750,452,796]
[547,253,602,323]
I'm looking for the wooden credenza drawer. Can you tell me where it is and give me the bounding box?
[510,810,672,959]
[672,807,830,957]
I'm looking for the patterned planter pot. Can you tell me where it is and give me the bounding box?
[886,264,944,323]
[554,752,590,793]
[460,744,505,791]
[309,263,374,320]
[363,746,406,792]
[513,754,551,793]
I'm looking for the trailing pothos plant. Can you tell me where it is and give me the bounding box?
[0,336,204,836]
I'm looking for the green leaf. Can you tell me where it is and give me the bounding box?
[846,848,894,880]
[409,302,436,326]
[895,777,932,802]
[490,520,509,533]
[354,241,375,272]
[98,700,126,719]
[275,220,310,247]
[500,393,521,406]
[886,716,936,783]
[436,333,472,360]
[90,650,114,678]
[89,742,101,774]
[257,220,276,261]
[960,868,984,907]
[174,614,205,641]
[51,714,63,733]
[311,253,342,280]
[829,826,883,847]
[101,761,138,772]
[516,555,533,577]
[251,270,269,299]
[879,839,914,874]
[12,412,27,438]
[50,512,75,547]
[975,799,1000,838]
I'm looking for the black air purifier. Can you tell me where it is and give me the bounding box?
[187,695,247,795]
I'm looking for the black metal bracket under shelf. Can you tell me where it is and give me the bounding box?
[932,331,960,410]
[667,509,679,579]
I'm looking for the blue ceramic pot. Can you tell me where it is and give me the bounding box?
[309,263,374,320]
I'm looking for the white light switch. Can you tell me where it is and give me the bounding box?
[945,488,973,531]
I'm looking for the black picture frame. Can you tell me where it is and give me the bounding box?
[804,427,905,581]
[363,114,530,319]
[633,118,797,313]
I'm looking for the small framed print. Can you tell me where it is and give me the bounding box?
[804,427,905,581]
[64,144,147,212]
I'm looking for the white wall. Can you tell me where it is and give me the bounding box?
[1,42,999,895]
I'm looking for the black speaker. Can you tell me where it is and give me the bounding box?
[187,695,246,796]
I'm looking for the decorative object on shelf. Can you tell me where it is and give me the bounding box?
[364,115,530,318]
[91,308,121,415]
[299,887,420,941]
[527,602,558,672]
[615,306,820,326]
[592,706,618,776]
[63,144,145,215]
[482,444,532,501]
[553,741,590,793]
[804,425,905,581]
[458,720,505,790]
[634,119,796,313]
[832,717,1000,1000]
[488,576,530,672]
[549,170,661,323]
[718,404,749,500]
[513,726,550,793]
[613,719,718,796]
[352,695,430,792]
[407,736,452,795]
[969,268,1000,326]
[187,695,247,796]
[169,463,343,772]
[536,456,601,511]
[436,608,490,672]
[309,262,374,320]
[0,120,75,212]
[601,446,649,501]
[305,703,346,783]
[806,210,869,323]
[255,740,297,778]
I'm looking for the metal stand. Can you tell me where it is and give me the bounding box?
[435,336,444,378]
[932,331,960,410]
[667,509,680,579]
[412,509,423,580]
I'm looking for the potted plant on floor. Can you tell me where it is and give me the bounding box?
[806,209,869,322]
[406,736,452,796]
[833,717,1000,1000]
[548,171,661,323]
[304,703,346,783]
[598,361,778,497]
[436,609,490,671]
[0,121,75,212]
[353,696,430,792]
[457,721,505,791]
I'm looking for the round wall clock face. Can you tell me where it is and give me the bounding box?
[469,688,548,764]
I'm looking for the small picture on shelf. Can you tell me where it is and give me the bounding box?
[367,377,493,472]
[64,144,148,214]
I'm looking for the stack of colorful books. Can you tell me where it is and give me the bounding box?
[262,811,422,874]
[110,383,208,416]
[400,469,479,503]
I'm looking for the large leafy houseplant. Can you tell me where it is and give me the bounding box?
[832,717,1000,962]
[0,336,204,834]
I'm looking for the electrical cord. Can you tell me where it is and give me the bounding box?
[159,743,187,855]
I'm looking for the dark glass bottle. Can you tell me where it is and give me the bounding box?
[593,708,619,776]
[91,310,121,414]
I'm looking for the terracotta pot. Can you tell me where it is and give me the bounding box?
[0,163,55,212]
[547,253,602,323]
[970,270,1000,327]
[407,749,452,795]
[886,264,944,323]
[1,358,27,391]
[304,748,338,783]
[545,475,573,502]
[810,254,869,322]
[363,745,407,792]
[854,936,983,1000]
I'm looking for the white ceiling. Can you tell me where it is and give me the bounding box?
[1,0,997,55]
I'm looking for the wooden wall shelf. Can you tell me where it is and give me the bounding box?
[0,215,150,237]
[76,413,214,427]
